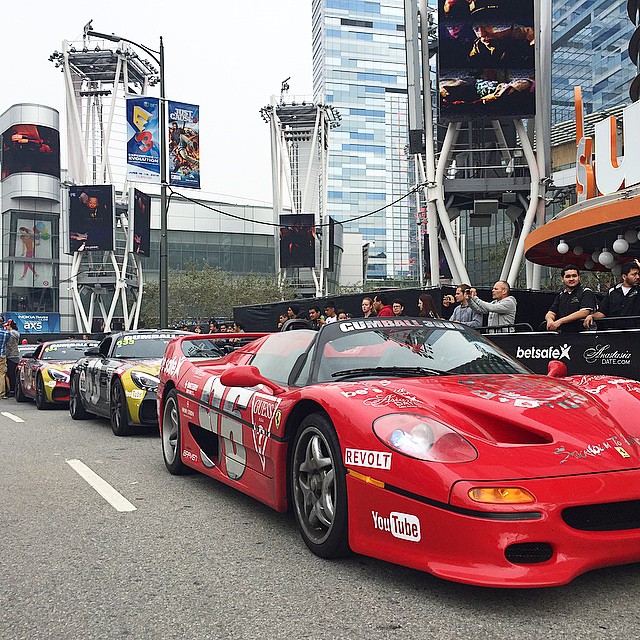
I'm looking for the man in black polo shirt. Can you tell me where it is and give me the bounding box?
[545,265,597,333]
[583,262,640,330]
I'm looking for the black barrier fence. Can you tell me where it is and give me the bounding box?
[233,287,558,333]
[489,329,640,380]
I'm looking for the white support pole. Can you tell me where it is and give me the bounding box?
[97,48,123,182]
[506,120,541,286]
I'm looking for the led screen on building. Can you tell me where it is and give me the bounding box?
[67,185,115,253]
[437,0,536,121]
[1,124,60,180]
[279,214,316,268]
[129,188,151,257]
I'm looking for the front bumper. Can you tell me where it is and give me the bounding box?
[347,468,640,587]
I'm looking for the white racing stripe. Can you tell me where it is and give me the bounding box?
[66,459,137,512]
[1,412,25,423]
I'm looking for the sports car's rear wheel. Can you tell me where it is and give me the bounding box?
[110,379,134,437]
[69,373,90,420]
[35,374,50,410]
[290,413,349,559]
[14,377,27,403]
[162,389,191,475]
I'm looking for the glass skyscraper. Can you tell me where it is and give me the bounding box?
[312,0,416,282]
[552,0,635,124]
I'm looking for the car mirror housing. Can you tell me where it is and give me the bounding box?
[547,360,567,378]
[84,347,101,357]
[220,365,285,395]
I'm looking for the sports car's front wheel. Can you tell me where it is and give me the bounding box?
[69,374,90,420]
[290,413,349,559]
[35,374,50,410]
[162,390,191,475]
[14,377,27,403]
[110,379,134,436]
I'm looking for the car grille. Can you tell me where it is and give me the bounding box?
[52,388,69,401]
[139,399,158,424]
[562,500,640,531]
[504,542,553,565]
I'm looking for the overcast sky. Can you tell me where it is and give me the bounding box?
[1,1,313,204]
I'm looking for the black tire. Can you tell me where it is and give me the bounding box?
[35,374,50,410]
[161,390,191,475]
[14,376,28,403]
[69,373,90,420]
[110,379,134,436]
[290,412,350,559]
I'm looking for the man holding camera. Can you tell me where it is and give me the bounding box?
[467,280,517,332]
[443,284,483,328]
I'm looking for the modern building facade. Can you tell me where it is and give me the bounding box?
[552,0,635,124]
[312,0,417,282]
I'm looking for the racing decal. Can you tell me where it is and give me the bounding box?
[162,354,187,378]
[197,375,249,480]
[182,449,198,463]
[458,377,589,410]
[345,448,392,470]
[341,381,391,398]
[554,434,640,464]
[573,375,640,396]
[250,394,282,470]
[372,511,421,542]
[363,388,422,409]
[126,389,145,400]
[184,380,199,396]
[339,318,458,332]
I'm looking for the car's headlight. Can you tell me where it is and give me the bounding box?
[373,413,477,463]
[130,371,160,391]
[48,369,70,383]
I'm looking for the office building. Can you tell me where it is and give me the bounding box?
[312,0,417,282]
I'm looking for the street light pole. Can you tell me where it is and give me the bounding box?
[84,24,169,327]
[159,36,169,329]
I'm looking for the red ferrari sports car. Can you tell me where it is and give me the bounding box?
[157,318,640,587]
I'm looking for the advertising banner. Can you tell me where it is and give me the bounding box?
[128,187,152,257]
[1,124,60,180]
[279,214,316,268]
[67,185,115,253]
[13,218,54,288]
[168,101,200,189]
[126,96,161,184]
[437,0,536,121]
[4,312,60,334]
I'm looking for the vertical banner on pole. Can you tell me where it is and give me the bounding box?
[126,96,161,184]
[168,101,200,189]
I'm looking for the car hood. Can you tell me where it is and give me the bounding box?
[42,361,76,375]
[328,374,640,478]
[114,358,162,376]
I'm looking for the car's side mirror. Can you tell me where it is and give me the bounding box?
[220,365,285,395]
[547,360,567,378]
[84,347,101,357]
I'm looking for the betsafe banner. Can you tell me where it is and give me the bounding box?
[168,101,200,189]
[126,96,161,184]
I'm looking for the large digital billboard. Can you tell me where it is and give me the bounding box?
[437,0,536,121]
[129,188,151,257]
[279,214,316,268]
[67,185,115,253]
[1,124,60,180]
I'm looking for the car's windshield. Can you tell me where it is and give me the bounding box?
[180,338,225,358]
[40,342,97,361]
[112,333,180,359]
[313,318,529,383]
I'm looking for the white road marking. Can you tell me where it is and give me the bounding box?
[1,412,25,423]
[66,459,137,512]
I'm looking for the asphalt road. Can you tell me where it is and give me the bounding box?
[1,401,640,640]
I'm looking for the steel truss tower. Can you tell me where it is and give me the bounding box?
[49,25,157,331]
[260,88,341,297]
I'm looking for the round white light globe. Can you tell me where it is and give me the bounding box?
[599,249,614,267]
[557,240,569,254]
[573,245,584,256]
[613,235,629,254]
[592,249,601,262]
[624,229,638,244]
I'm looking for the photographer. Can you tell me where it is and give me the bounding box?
[443,284,483,328]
